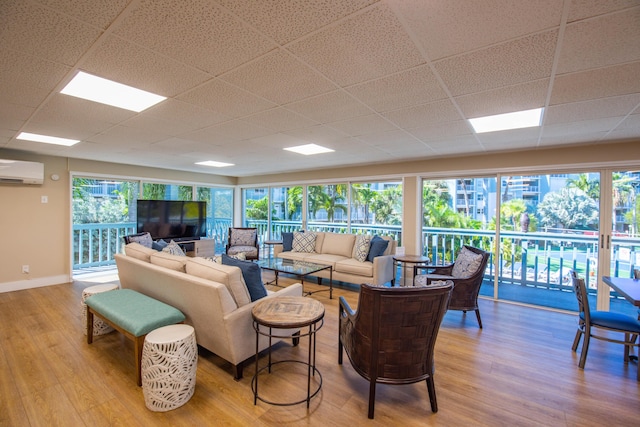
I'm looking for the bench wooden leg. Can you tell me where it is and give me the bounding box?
[135,335,145,386]
[86,307,94,344]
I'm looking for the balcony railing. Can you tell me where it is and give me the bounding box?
[73,220,639,313]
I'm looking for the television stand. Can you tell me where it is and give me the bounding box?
[177,239,215,258]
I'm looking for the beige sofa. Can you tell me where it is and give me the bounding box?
[273,232,397,287]
[115,243,303,380]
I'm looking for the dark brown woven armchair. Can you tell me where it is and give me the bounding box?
[413,245,490,328]
[338,282,453,419]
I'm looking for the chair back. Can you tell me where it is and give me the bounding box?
[448,246,489,310]
[228,227,257,246]
[634,268,640,279]
[571,274,590,326]
[342,282,452,384]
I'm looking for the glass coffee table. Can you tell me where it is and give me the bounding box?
[257,258,333,299]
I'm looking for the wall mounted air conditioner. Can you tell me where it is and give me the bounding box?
[0,159,45,185]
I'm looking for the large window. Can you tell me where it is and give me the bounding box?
[307,184,348,231]
[196,186,233,253]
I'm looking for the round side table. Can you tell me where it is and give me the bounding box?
[81,283,119,336]
[393,255,431,287]
[252,296,324,408]
[142,324,197,412]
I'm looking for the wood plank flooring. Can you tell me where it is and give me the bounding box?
[1,272,639,426]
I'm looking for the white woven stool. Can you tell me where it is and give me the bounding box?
[142,324,197,412]
[81,283,119,336]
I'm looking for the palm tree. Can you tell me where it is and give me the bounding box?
[352,183,378,224]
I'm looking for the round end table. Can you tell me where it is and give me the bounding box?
[81,283,119,336]
[251,296,324,408]
[142,324,197,412]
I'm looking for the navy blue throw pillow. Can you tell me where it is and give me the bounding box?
[366,236,389,262]
[282,232,294,252]
[152,239,168,251]
[221,254,268,301]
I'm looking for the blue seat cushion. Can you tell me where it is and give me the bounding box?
[583,311,640,333]
[85,289,185,336]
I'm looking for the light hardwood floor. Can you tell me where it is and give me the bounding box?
[1,272,639,426]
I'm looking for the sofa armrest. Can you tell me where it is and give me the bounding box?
[372,254,395,286]
[222,283,304,355]
[273,243,284,257]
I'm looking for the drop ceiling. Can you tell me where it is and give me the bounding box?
[1,0,639,177]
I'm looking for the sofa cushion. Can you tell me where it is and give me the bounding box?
[277,251,309,262]
[150,251,188,272]
[221,254,268,302]
[321,233,355,257]
[303,254,347,270]
[353,234,372,262]
[125,242,156,262]
[292,231,317,253]
[367,236,389,262]
[335,258,374,276]
[451,247,483,278]
[162,240,186,256]
[186,257,250,307]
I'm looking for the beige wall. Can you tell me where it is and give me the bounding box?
[1,140,639,292]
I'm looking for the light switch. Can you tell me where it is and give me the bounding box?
[41,195,48,203]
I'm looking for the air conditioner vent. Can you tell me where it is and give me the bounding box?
[0,159,44,185]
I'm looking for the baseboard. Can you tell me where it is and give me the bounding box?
[0,274,71,293]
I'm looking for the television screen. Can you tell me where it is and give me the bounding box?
[136,200,207,241]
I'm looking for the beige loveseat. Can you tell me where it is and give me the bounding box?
[115,243,303,380]
[273,232,397,287]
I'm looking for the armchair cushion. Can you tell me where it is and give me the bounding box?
[451,246,484,278]
[125,231,153,248]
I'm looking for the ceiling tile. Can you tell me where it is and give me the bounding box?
[328,114,397,137]
[346,65,448,112]
[551,61,640,104]
[288,3,425,86]
[455,80,549,118]
[382,100,461,129]
[286,90,372,123]
[435,31,557,96]
[183,119,273,145]
[220,50,336,104]
[557,7,640,74]
[0,0,102,65]
[36,0,131,29]
[394,0,563,60]
[112,0,277,75]
[177,79,276,118]
[81,35,212,97]
[567,0,640,22]
[242,108,319,132]
[217,0,377,45]
[545,94,640,125]
[408,120,473,142]
[143,99,231,131]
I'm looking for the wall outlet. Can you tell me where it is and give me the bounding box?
[22,265,30,274]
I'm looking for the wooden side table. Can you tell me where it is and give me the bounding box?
[393,255,431,287]
[251,296,324,408]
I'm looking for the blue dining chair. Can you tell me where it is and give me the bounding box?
[571,273,640,381]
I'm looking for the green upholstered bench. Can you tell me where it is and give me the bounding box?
[85,289,186,386]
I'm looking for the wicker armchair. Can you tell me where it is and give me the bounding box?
[338,282,453,419]
[225,227,259,260]
[413,245,490,328]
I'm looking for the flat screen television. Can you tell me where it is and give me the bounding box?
[136,200,207,241]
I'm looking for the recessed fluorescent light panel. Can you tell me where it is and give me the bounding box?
[469,108,543,133]
[16,132,79,146]
[284,144,334,155]
[60,71,166,112]
[196,160,234,168]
